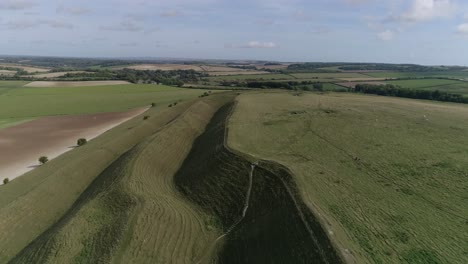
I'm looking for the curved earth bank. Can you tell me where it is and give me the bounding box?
[0,107,148,183]
[174,101,343,263]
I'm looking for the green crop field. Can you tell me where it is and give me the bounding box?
[367,71,468,79]
[385,79,468,97]
[228,91,468,263]
[207,73,292,81]
[290,72,368,79]
[386,79,461,89]
[0,81,219,128]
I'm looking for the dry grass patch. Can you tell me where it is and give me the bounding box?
[26,71,87,78]
[0,70,16,76]
[0,63,49,73]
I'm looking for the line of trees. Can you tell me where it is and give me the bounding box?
[114,69,206,85]
[354,84,468,104]
[219,80,325,91]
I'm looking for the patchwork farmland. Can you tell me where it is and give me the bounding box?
[1,59,468,263]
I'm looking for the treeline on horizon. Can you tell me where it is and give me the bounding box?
[286,63,467,73]
[354,84,468,104]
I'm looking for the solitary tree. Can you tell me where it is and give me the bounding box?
[3,178,9,185]
[143,115,150,120]
[39,156,48,165]
[151,102,156,107]
[77,138,87,146]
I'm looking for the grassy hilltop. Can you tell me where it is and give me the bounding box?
[229,91,468,263]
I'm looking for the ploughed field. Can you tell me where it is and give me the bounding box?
[0,107,147,182]
[1,88,467,263]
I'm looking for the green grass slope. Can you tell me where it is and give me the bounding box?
[228,91,468,263]
[174,102,342,263]
[0,94,231,262]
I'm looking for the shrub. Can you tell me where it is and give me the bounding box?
[168,104,173,107]
[143,115,150,120]
[39,156,48,164]
[151,102,156,107]
[3,178,9,184]
[77,138,87,146]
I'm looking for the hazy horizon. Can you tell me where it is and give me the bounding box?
[1,0,468,65]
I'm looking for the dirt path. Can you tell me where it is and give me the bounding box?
[0,108,148,183]
[196,163,256,264]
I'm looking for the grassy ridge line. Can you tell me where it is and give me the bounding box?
[0,99,196,262]
[7,94,235,263]
[174,102,342,263]
[116,95,234,263]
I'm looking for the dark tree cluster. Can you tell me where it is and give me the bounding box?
[220,80,324,91]
[339,64,466,72]
[114,69,206,85]
[354,84,468,104]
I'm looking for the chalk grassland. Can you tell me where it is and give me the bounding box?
[24,81,131,87]
[0,83,218,124]
[0,63,50,73]
[0,94,235,263]
[228,92,468,263]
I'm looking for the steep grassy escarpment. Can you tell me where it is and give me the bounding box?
[174,102,342,263]
[5,94,235,264]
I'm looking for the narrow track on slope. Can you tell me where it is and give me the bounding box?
[195,163,256,264]
[174,101,343,264]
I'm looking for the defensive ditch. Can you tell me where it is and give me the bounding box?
[174,102,343,264]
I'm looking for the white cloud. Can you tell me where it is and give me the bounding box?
[144,26,161,35]
[3,19,74,30]
[119,42,138,47]
[343,0,371,5]
[225,41,277,49]
[456,23,468,35]
[160,10,182,17]
[377,30,394,41]
[56,5,92,16]
[42,19,74,29]
[100,21,143,32]
[400,0,456,23]
[0,0,35,10]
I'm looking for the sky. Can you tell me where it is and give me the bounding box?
[1,0,468,65]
